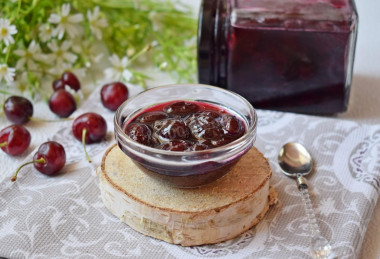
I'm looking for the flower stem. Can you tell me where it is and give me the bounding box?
[128,43,152,64]
[11,157,46,182]
[0,89,14,96]
[0,141,7,148]
[82,128,92,163]
[17,0,22,16]
[26,69,57,77]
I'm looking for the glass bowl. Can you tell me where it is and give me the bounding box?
[114,84,257,188]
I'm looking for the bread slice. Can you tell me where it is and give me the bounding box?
[99,144,277,246]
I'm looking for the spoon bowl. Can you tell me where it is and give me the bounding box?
[278,142,313,177]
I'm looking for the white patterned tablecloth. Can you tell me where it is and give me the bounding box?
[0,85,379,258]
[1,0,380,258]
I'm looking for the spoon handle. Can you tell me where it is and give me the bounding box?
[297,175,336,259]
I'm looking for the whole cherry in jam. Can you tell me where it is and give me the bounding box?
[4,96,33,124]
[123,100,246,151]
[124,123,152,146]
[72,112,107,162]
[49,89,77,118]
[160,140,192,151]
[221,115,244,137]
[154,119,190,141]
[101,82,129,111]
[11,141,66,182]
[137,111,168,123]
[163,101,199,116]
[0,125,31,156]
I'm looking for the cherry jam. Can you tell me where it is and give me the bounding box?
[198,0,358,114]
[123,100,246,151]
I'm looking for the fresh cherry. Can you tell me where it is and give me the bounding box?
[72,112,107,162]
[52,79,65,91]
[101,82,129,111]
[11,141,66,181]
[4,96,33,124]
[61,71,80,91]
[0,125,31,155]
[49,89,77,118]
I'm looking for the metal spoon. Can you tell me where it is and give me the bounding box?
[278,142,335,259]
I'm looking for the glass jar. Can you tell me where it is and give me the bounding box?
[198,0,358,114]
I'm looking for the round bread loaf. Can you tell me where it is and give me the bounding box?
[99,144,277,246]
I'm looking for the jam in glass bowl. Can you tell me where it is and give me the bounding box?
[114,84,257,188]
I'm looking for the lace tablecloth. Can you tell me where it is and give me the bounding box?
[0,84,379,258]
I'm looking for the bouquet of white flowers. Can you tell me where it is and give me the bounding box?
[0,0,196,99]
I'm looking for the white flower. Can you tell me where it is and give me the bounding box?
[104,54,132,81]
[48,4,84,39]
[14,41,43,70]
[148,11,162,31]
[87,6,108,40]
[71,40,103,65]
[38,24,53,42]
[47,41,77,71]
[13,71,28,91]
[0,64,16,84]
[0,18,17,46]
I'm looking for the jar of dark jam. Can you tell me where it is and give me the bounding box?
[198,0,358,114]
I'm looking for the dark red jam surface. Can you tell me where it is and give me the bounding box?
[123,101,246,151]
[227,23,352,114]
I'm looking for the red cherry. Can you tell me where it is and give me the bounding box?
[49,89,77,118]
[52,79,65,91]
[72,113,107,143]
[101,82,129,111]
[0,125,31,155]
[61,72,80,91]
[11,141,66,181]
[72,112,107,162]
[4,96,33,124]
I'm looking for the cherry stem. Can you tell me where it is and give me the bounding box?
[82,128,92,163]
[0,141,7,148]
[29,116,73,123]
[11,157,46,182]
